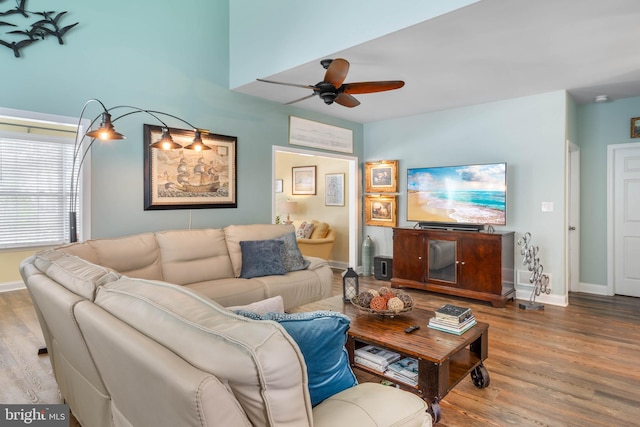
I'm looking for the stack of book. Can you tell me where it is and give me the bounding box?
[428,303,476,335]
[354,344,400,373]
[385,357,419,386]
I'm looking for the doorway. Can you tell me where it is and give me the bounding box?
[272,146,359,269]
[608,143,640,297]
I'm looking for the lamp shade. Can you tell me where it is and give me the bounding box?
[149,128,182,150]
[183,129,212,151]
[85,112,126,140]
[282,201,298,214]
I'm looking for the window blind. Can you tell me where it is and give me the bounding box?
[0,134,78,249]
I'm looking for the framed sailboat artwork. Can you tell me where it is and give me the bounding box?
[143,125,237,210]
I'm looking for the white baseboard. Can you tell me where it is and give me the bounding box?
[575,282,611,296]
[515,288,568,307]
[329,260,349,271]
[0,281,25,293]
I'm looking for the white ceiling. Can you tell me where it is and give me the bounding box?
[234,0,640,124]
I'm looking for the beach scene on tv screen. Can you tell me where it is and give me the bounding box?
[407,163,506,225]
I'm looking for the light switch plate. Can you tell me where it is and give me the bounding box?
[541,202,554,212]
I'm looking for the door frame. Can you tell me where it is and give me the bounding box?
[565,140,580,292]
[607,142,640,295]
[272,145,359,269]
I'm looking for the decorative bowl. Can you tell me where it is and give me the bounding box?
[350,300,413,317]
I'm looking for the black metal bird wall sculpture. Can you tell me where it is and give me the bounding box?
[0,0,78,58]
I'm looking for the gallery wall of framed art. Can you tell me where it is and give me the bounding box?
[364,160,399,227]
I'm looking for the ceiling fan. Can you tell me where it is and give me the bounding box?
[256,58,405,108]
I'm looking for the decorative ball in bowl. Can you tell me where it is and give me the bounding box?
[351,287,414,316]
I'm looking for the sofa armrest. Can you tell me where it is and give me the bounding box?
[297,229,336,245]
[297,229,335,260]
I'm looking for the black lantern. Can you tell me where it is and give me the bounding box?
[343,267,359,302]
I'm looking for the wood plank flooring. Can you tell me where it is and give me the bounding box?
[335,273,640,427]
[1,272,639,426]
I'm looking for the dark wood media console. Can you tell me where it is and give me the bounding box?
[391,228,515,307]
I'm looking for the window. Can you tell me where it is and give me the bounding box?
[0,109,84,249]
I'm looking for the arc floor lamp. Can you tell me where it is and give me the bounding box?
[69,98,210,242]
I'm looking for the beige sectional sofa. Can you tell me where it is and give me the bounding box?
[19,223,431,427]
[54,224,332,310]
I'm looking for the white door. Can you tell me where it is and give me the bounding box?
[612,144,640,297]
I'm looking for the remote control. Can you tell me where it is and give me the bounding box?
[404,325,420,333]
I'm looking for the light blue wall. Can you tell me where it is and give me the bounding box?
[576,96,640,286]
[363,91,568,298]
[229,0,479,87]
[1,0,363,239]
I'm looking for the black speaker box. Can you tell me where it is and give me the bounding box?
[373,256,393,281]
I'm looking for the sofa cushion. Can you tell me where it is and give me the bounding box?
[296,221,315,239]
[86,233,162,280]
[224,224,294,277]
[155,229,234,285]
[252,268,331,311]
[313,382,430,427]
[235,310,357,406]
[276,232,311,272]
[239,240,287,279]
[184,277,267,308]
[310,221,330,239]
[35,250,120,300]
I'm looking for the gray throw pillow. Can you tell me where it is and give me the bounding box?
[277,232,311,272]
[239,240,287,278]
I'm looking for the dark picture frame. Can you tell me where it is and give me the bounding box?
[631,117,640,138]
[292,165,316,195]
[365,195,397,227]
[143,124,237,210]
[365,160,398,193]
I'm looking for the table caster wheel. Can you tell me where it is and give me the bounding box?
[471,363,490,388]
[428,401,441,424]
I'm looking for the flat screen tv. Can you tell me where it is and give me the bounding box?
[407,162,507,228]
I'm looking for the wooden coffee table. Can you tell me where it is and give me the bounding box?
[291,295,490,423]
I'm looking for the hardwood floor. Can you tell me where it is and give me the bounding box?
[1,272,639,426]
[334,272,640,427]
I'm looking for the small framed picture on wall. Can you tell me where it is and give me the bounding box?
[325,173,344,206]
[365,160,398,193]
[364,195,397,227]
[631,117,640,138]
[292,166,316,195]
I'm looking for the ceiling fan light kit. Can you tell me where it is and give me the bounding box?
[257,58,405,108]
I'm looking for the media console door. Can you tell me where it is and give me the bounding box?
[391,228,515,307]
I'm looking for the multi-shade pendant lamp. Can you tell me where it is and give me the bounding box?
[69,98,209,242]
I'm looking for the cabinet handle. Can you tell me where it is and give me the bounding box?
[418,256,422,260]
[460,261,465,265]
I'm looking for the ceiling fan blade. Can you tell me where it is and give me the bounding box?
[342,80,405,94]
[324,58,350,88]
[256,78,317,91]
[335,93,360,108]
[285,93,317,105]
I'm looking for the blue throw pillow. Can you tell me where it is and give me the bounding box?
[276,232,311,272]
[239,240,287,278]
[235,310,357,406]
